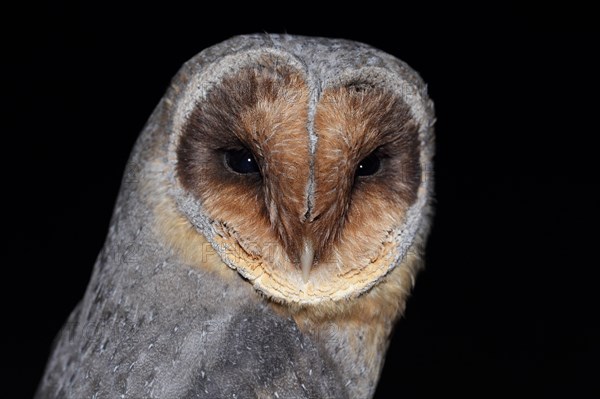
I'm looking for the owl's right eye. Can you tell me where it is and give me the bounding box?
[356,152,381,177]
[224,149,260,175]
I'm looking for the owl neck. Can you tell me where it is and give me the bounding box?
[280,249,423,399]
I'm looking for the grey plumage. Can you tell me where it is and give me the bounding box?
[36,34,434,398]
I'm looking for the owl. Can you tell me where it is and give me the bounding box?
[36,34,434,398]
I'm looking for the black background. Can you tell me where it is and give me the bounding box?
[6,3,599,398]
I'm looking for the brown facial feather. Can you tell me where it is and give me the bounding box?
[310,85,421,265]
[176,63,422,304]
[177,59,311,265]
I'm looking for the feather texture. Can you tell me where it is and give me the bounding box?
[36,34,434,399]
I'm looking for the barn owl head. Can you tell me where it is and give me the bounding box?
[163,34,434,307]
[37,34,435,399]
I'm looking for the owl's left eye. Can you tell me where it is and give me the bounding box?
[225,149,260,174]
[356,153,381,177]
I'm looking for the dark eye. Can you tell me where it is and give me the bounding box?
[225,149,260,174]
[356,153,381,177]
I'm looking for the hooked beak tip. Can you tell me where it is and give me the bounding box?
[300,239,314,283]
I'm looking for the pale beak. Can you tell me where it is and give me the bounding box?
[300,239,314,283]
